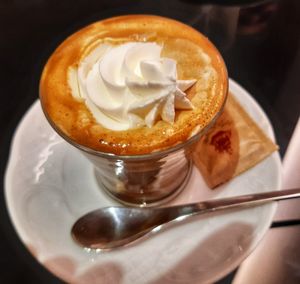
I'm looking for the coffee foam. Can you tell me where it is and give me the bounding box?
[40,15,228,155]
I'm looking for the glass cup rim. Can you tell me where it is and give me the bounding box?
[39,82,228,161]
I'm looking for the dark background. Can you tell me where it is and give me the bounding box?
[0,0,299,283]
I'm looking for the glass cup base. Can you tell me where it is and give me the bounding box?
[94,160,193,207]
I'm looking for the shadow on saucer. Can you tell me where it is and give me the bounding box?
[44,256,77,282]
[76,262,123,284]
[43,254,123,284]
[150,221,254,284]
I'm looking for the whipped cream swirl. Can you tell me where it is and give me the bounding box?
[71,42,196,131]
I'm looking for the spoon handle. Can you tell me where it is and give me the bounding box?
[180,188,300,216]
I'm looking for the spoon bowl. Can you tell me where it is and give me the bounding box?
[72,206,179,249]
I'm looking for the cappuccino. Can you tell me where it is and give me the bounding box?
[40,15,228,155]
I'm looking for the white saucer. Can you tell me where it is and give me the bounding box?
[5,79,281,284]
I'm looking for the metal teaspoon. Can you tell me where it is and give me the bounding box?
[71,188,300,250]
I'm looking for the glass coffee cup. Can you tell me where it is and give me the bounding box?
[39,15,228,207]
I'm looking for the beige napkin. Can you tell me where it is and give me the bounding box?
[192,93,278,188]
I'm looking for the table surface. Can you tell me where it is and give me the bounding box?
[0,0,299,283]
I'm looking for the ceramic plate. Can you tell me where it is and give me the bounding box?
[5,79,281,284]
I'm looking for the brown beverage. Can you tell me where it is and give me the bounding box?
[40,15,228,156]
